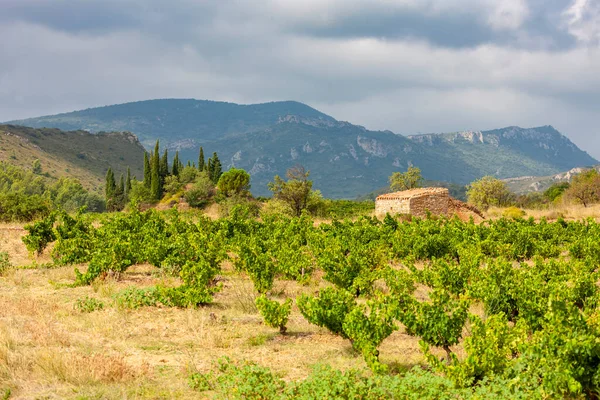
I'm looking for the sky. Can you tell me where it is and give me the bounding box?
[1,0,599,157]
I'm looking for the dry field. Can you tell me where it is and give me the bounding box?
[486,203,600,222]
[0,224,438,399]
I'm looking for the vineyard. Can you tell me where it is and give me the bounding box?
[2,206,600,399]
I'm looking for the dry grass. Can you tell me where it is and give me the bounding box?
[0,226,429,399]
[487,203,600,222]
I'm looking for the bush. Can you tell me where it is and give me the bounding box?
[184,172,214,208]
[502,206,526,219]
[255,295,292,334]
[74,296,105,313]
[260,198,294,218]
[113,287,162,309]
[22,213,56,255]
[0,252,12,276]
[219,195,259,218]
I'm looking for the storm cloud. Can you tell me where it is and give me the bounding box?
[1,0,599,157]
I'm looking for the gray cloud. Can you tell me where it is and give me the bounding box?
[0,0,599,157]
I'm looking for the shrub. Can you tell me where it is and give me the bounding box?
[502,206,526,219]
[22,213,56,255]
[74,296,105,313]
[0,252,12,276]
[184,172,214,208]
[255,295,292,334]
[113,287,162,309]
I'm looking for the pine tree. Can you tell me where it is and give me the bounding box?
[151,140,162,201]
[160,149,169,179]
[198,147,205,172]
[172,151,181,177]
[143,152,151,189]
[210,152,222,183]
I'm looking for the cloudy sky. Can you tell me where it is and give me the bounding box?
[1,0,600,156]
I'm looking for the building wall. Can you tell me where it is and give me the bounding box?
[408,192,449,218]
[375,198,410,218]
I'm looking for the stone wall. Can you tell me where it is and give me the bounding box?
[375,198,411,217]
[375,188,450,218]
[408,190,449,218]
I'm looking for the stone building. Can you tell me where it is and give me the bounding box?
[375,188,450,218]
[375,187,484,220]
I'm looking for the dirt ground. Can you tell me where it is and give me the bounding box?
[0,225,438,399]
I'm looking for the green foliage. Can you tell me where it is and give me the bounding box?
[113,287,162,309]
[297,287,355,339]
[74,296,105,313]
[47,203,600,393]
[0,162,105,222]
[502,206,526,219]
[544,182,570,202]
[194,358,536,399]
[217,168,251,197]
[32,158,42,174]
[255,295,292,334]
[564,169,600,207]
[151,140,162,201]
[184,171,214,208]
[0,252,12,276]
[163,175,183,196]
[343,300,397,373]
[143,151,151,189]
[389,166,423,192]
[396,289,469,358]
[268,166,313,217]
[208,152,222,184]
[467,176,513,210]
[22,213,56,255]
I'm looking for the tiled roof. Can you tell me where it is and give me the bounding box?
[376,187,449,201]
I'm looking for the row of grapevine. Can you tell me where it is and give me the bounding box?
[24,207,600,397]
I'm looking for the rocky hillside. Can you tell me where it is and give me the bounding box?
[409,126,597,180]
[0,125,145,191]
[5,100,596,198]
[504,165,600,194]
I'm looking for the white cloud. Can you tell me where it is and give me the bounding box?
[0,0,599,157]
[564,0,600,44]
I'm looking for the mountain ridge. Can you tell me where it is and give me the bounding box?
[4,99,596,198]
[0,124,145,192]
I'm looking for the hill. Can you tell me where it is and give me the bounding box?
[0,125,145,192]
[6,100,597,198]
[504,165,600,194]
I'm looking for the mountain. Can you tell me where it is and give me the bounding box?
[504,165,600,194]
[5,99,597,198]
[7,99,337,148]
[0,124,145,191]
[408,126,597,182]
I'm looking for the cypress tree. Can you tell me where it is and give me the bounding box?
[125,167,132,200]
[210,152,222,183]
[198,147,205,172]
[207,157,213,178]
[114,174,125,210]
[172,151,181,177]
[151,141,162,201]
[187,160,192,168]
[105,168,116,210]
[160,149,169,179]
[143,152,151,188]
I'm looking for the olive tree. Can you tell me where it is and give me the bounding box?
[389,166,423,192]
[268,166,313,217]
[467,176,513,211]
